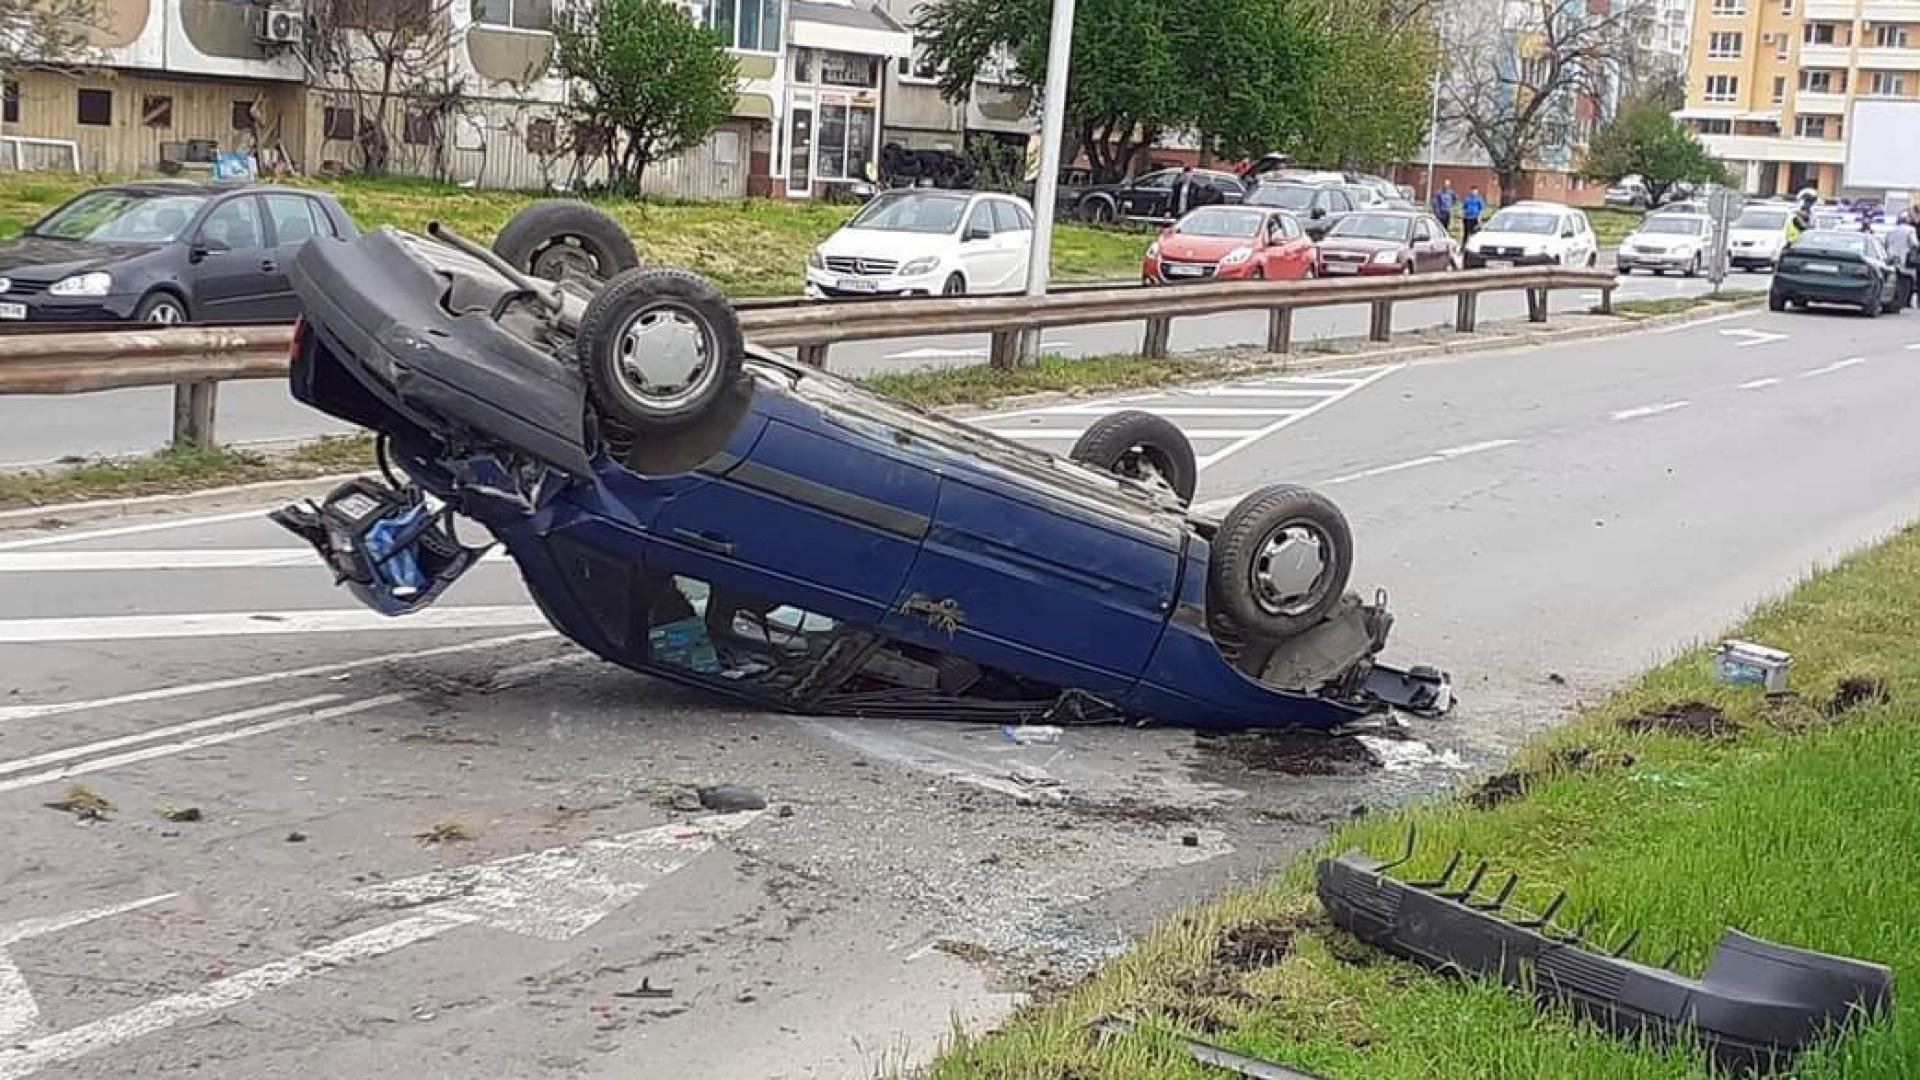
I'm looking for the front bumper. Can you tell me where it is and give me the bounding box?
[1145,256,1254,283]
[0,291,144,322]
[804,266,943,299]
[1463,251,1556,269]
[1319,256,1405,276]
[1617,249,1697,271]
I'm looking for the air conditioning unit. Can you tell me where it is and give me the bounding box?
[257,8,305,47]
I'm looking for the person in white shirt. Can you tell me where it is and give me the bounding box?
[1887,213,1918,308]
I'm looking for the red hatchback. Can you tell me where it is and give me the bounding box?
[1142,205,1317,284]
[1314,210,1458,276]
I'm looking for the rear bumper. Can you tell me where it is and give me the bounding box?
[1772,275,1878,306]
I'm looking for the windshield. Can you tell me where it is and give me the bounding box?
[1174,207,1265,238]
[1733,210,1789,231]
[1484,210,1560,235]
[1247,185,1316,211]
[1793,231,1870,255]
[1640,217,1705,236]
[31,190,207,242]
[1329,214,1412,242]
[847,192,970,234]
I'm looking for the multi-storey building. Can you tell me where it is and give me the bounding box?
[1678,0,1920,196]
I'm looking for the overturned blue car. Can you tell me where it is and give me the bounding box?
[274,201,1449,731]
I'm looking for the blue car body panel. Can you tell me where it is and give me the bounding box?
[279,228,1433,730]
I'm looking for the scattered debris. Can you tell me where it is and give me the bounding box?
[157,805,203,823]
[934,939,998,966]
[1002,724,1063,745]
[668,789,703,812]
[1621,701,1740,740]
[1213,922,1295,972]
[1467,743,1637,810]
[697,784,767,812]
[1465,770,1528,810]
[399,727,500,747]
[613,978,674,1000]
[1093,1017,1329,1080]
[416,821,474,844]
[1825,676,1891,716]
[775,804,795,818]
[1182,833,1201,848]
[1547,671,1568,685]
[285,830,308,843]
[45,785,111,821]
[1356,735,1467,774]
[1197,731,1379,776]
[1715,640,1793,694]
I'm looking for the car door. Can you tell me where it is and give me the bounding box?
[959,199,1013,291]
[184,195,275,321]
[1118,170,1174,220]
[989,198,1033,293]
[1266,214,1312,278]
[257,193,325,320]
[1413,217,1447,271]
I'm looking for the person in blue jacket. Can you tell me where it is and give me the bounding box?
[1431,179,1456,231]
[1462,187,1486,240]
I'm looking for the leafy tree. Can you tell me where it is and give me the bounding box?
[0,0,99,76]
[1285,0,1437,168]
[1585,95,1728,205]
[308,0,466,177]
[553,0,739,194]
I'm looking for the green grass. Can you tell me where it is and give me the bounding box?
[1608,290,1765,318]
[925,523,1920,1079]
[0,435,371,510]
[861,354,1231,409]
[1587,206,1645,248]
[0,172,1142,297]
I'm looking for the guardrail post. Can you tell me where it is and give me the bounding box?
[1595,284,1615,315]
[1368,300,1392,342]
[796,343,830,368]
[1141,316,1171,359]
[1455,292,1478,332]
[989,330,1022,370]
[171,380,218,450]
[1265,307,1293,354]
[1527,287,1548,323]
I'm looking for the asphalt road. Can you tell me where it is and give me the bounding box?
[7,297,1917,1079]
[0,264,1765,468]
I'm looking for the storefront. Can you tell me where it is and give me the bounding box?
[783,2,909,198]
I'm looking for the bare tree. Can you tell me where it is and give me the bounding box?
[306,0,464,176]
[0,0,100,76]
[1438,0,1632,201]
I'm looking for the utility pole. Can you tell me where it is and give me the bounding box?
[1018,0,1077,365]
[1423,52,1441,201]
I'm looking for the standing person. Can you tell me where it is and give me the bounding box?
[1431,178,1456,233]
[1173,165,1196,217]
[1462,186,1486,241]
[1886,213,1916,309]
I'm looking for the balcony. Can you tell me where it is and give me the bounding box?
[1863,1,1920,19]
[1856,46,1920,67]
[1800,42,1856,65]
[1700,132,1848,163]
[1795,90,1850,112]
[1807,0,1858,15]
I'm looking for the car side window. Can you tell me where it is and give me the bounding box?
[1279,215,1299,239]
[307,198,339,239]
[1328,190,1351,212]
[1134,170,1177,191]
[989,199,1025,234]
[198,197,264,251]
[1013,202,1034,230]
[965,202,996,238]
[263,193,317,246]
[1414,220,1434,242]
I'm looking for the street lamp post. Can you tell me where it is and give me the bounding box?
[1018,0,1077,365]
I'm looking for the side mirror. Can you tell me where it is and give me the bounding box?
[965,226,992,243]
[188,236,230,262]
[1310,206,1326,219]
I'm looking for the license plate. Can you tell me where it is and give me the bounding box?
[1165,264,1203,277]
[1483,259,1512,268]
[836,277,876,293]
[1804,262,1840,274]
[1322,262,1358,274]
[0,303,25,320]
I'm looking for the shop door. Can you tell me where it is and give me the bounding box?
[788,107,813,198]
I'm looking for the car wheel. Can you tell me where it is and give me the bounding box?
[1769,290,1787,312]
[1081,198,1114,225]
[1861,297,1880,318]
[1687,254,1701,277]
[1654,268,1665,276]
[1251,265,1265,280]
[1208,484,1353,640]
[135,292,188,325]
[941,272,966,296]
[1619,266,1632,275]
[492,200,642,283]
[575,267,743,433]
[1068,410,1197,504]
[1587,250,1598,268]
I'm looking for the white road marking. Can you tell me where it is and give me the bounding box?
[887,340,1071,362]
[0,894,175,1044]
[1650,309,1758,333]
[1905,342,1920,350]
[0,605,545,644]
[1436,438,1520,457]
[353,812,762,941]
[1046,405,1304,418]
[0,694,410,796]
[0,548,508,573]
[0,695,341,780]
[0,509,272,552]
[1196,365,1402,469]
[0,631,556,725]
[1717,328,1788,348]
[1324,456,1444,485]
[1798,357,1866,378]
[1738,377,1782,390]
[991,428,1267,440]
[1611,400,1691,421]
[1176,386,1330,399]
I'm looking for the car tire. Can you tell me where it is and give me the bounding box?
[575,267,743,433]
[1861,297,1880,318]
[1619,266,1633,275]
[493,200,642,283]
[1687,254,1701,277]
[942,273,966,296]
[1587,251,1598,268]
[1080,197,1114,225]
[1769,290,1787,312]
[135,292,189,324]
[1069,410,1197,504]
[1208,484,1353,640]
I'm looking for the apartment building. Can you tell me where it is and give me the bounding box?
[1679,0,1920,196]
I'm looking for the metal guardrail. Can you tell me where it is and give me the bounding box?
[0,266,1614,449]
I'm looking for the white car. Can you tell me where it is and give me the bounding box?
[1618,213,1714,276]
[806,190,1035,299]
[1726,205,1793,271]
[1462,202,1598,268]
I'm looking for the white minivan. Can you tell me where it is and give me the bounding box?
[806,190,1035,299]
[1462,201,1599,269]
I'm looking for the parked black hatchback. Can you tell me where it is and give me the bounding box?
[0,181,358,324]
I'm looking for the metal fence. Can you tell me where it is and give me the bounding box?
[0,266,1615,449]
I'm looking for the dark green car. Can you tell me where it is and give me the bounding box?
[1769,230,1904,316]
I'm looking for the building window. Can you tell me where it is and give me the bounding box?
[404,109,436,146]
[1795,115,1828,138]
[1699,118,1733,134]
[1800,69,1835,92]
[323,106,355,141]
[813,99,876,182]
[232,100,256,130]
[3,82,18,124]
[76,88,110,127]
[1773,75,1786,103]
[704,0,782,53]
[1869,71,1907,95]
[1875,25,1909,48]
[898,38,939,84]
[1711,0,1744,13]
[1707,31,1743,57]
[1704,74,1739,102]
[1776,33,1789,59]
[1782,0,1792,10]
[526,117,557,153]
[1804,22,1836,44]
[472,0,552,31]
[141,95,172,128]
